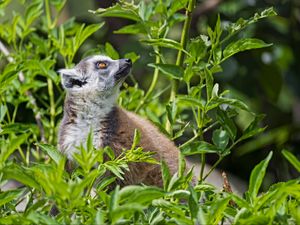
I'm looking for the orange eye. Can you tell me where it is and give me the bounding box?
[97,62,107,69]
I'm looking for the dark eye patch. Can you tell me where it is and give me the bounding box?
[65,78,87,88]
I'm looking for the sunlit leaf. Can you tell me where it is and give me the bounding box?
[248,151,273,204]
[223,38,272,60]
[92,4,141,21]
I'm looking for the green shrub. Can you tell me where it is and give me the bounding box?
[0,0,299,224]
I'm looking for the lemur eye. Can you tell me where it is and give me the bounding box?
[96,62,107,69]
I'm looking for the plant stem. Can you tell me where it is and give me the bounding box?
[169,0,196,103]
[45,0,52,29]
[202,156,224,181]
[179,132,199,149]
[166,0,196,133]
[135,48,160,112]
[47,78,55,144]
[200,153,206,180]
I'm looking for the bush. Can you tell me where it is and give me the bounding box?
[0,0,299,224]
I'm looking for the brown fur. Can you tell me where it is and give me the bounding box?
[104,107,179,187]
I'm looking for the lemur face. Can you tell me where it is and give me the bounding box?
[59,55,132,95]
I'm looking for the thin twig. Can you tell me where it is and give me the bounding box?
[0,40,46,142]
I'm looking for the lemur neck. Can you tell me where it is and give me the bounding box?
[60,92,118,159]
[64,92,118,124]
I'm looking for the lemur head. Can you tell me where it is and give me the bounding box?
[59,55,132,96]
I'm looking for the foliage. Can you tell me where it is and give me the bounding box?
[0,0,299,224]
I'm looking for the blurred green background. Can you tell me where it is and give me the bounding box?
[4,0,300,188]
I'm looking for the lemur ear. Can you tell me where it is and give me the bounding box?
[58,69,82,89]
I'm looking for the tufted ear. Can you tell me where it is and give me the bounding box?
[58,68,85,89]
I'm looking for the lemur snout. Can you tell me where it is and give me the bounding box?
[120,58,132,66]
[115,58,132,80]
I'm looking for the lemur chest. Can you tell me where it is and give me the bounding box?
[60,107,112,159]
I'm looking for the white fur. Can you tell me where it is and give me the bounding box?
[61,93,117,159]
[59,55,123,159]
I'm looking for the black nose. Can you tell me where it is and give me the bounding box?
[125,58,132,64]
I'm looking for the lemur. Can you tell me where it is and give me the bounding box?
[59,55,181,186]
[58,55,244,191]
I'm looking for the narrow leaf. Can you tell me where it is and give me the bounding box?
[161,160,171,190]
[282,150,300,173]
[91,5,141,21]
[141,38,183,51]
[0,189,25,207]
[223,38,272,60]
[114,23,147,34]
[37,143,65,165]
[181,141,222,155]
[148,63,183,80]
[248,151,273,204]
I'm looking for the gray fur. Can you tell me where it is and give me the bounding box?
[58,55,131,159]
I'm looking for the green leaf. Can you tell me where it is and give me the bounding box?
[111,203,144,224]
[239,115,266,142]
[104,162,125,180]
[124,52,140,63]
[86,129,94,152]
[177,96,204,110]
[27,211,59,225]
[152,199,187,217]
[105,42,119,59]
[168,0,189,16]
[96,177,116,191]
[248,151,273,204]
[205,67,214,100]
[74,23,104,52]
[141,38,183,51]
[91,4,141,21]
[0,104,7,122]
[94,210,106,225]
[24,1,43,28]
[178,152,186,177]
[0,189,25,207]
[282,150,300,173]
[36,143,65,165]
[131,129,141,150]
[212,129,229,150]
[161,160,171,190]
[208,197,230,225]
[148,63,183,80]
[216,109,237,141]
[0,64,19,94]
[207,97,249,111]
[188,185,199,219]
[181,141,222,155]
[0,133,29,166]
[126,186,165,205]
[119,185,144,200]
[223,38,272,60]
[2,164,40,189]
[109,185,120,215]
[114,23,147,34]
